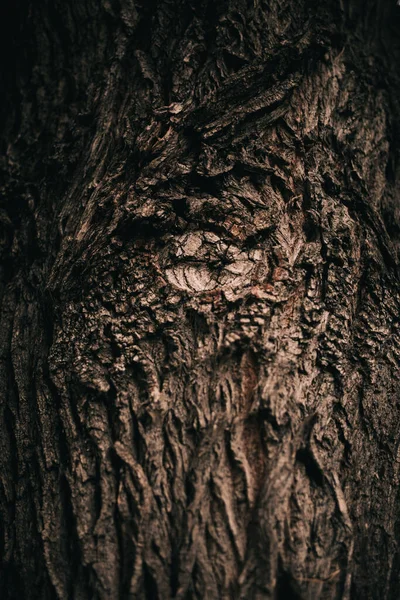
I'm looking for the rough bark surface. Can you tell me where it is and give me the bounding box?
[1,0,400,598]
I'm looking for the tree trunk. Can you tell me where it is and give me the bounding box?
[1,0,400,598]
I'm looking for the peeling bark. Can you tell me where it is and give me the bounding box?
[1,0,400,598]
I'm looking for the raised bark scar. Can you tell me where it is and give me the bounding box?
[162,230,268,292]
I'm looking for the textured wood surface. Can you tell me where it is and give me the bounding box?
[1,0,400,598]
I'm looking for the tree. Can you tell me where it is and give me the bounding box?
[1,0,400,598]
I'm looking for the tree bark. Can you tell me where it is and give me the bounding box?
[1,0,400,598]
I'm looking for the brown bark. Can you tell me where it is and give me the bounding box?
[1,0,400,598]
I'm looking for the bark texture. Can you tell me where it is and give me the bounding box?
[1,0,400,598]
